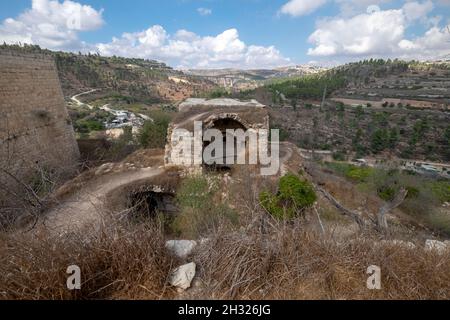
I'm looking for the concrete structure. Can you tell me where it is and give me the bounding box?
[0,49,80,184]
[165,98,269,171]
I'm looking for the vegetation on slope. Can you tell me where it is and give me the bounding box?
[1,43,214,103]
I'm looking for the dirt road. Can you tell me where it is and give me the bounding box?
[70,89,99,109]
[41,167,164,235]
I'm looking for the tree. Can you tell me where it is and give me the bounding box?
[260,174,317,220]
[371,129,389,153]
[138,113,171,148]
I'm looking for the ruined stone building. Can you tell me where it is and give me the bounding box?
[165,98,270,172]
[0,49,80,185]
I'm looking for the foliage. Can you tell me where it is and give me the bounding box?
[260,174,317,220]
[207,87,231,99]
[172,175,238,238]
[370,128,398,153]
[74,119,104,134]
[346,166,374,182]
[138,112,171,148]
[267,73,346,100]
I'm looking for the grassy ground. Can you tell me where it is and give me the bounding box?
[323,162,450,236]
[1,215,449,300]
[1,167,449,300]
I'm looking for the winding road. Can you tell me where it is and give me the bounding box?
[41,167,164,235]
[70,89,99,109]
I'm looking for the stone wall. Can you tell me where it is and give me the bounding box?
[165,101,270,171]
[0,49,80,183]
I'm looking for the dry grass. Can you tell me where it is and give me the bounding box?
[0,221,177,300]
[194,218,450,300]
[1,162,449,300]
[0,213,448,300]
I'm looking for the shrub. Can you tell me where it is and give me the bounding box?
[377,185,397,201]
[332,151,347,161]
[260,174,317,220]
[75,119,105,133]
[138,112,171,148]
[429,181,450,203]
[346,167,374,182]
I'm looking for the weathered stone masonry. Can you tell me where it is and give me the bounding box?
[165,98,270,172]
[0,49,79,181]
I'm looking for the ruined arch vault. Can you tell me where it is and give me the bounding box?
[164,98,269,172]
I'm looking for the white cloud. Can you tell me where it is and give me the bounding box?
[0,1,289,69]
[96,27,291,69]
[0,0,104,50]
[307,1,450,60]
[335,0,392,16]
[197,7,212,16]
[279,0,328,17]
[403,0,434,22]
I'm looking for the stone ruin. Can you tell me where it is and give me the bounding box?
[164,98,270,172]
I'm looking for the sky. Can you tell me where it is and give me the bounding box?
[0,0,449,69]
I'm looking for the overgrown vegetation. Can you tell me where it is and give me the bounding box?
[138,111,172,149]
[260,173,317,220]
[325,162,450,235]
[268,74,346,101]
[171,175,238,238]
[0,222,176,300]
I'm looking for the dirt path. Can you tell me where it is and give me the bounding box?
[70,89,99,109]
[41,167,164,235]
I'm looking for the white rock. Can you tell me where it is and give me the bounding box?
[425,240,448,254]
[166,240,197,258]
[169,262,196,291]
[379,240,416,250]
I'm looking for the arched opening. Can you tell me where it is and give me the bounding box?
[129,191,177,219]
[203,118,248,172]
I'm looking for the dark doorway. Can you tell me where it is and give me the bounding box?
[203,118,247,171]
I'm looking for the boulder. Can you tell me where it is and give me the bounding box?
[425,240,448,254]
[166,240,197,258]
[169,262,196,291]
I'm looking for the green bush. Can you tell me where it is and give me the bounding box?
[138,112,171,148]
[429,181,450,203]
[377,186,397,201]
[260,174,317,220]
[346,167,374,182]
[75,119,105,133]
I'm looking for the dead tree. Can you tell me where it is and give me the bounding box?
[376,188,408,233]
[316,184,408,234]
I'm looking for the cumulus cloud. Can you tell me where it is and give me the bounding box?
[403,0,434,22]
[279,0,328,17]
[279,0,393,17]
[307,1,450,60]
[96,27,291,69]
[0,0,104,50]
[197,8,212,16]
[0,0,289,69]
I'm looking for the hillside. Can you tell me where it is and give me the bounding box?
[264,59,450,109]
[220,59,450,163]
[185,65,326,90]
[1,44,216,103]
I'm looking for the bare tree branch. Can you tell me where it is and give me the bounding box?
[316,186,367,229]
[377,188,408,233]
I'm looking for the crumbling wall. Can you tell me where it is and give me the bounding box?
[164,103,270,170]
[0,49,80,183]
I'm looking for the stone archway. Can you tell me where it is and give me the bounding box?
[202,117,248,171]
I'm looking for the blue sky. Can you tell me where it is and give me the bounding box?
[0,0,449,69]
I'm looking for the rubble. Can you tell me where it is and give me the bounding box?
[169,262,196,291]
